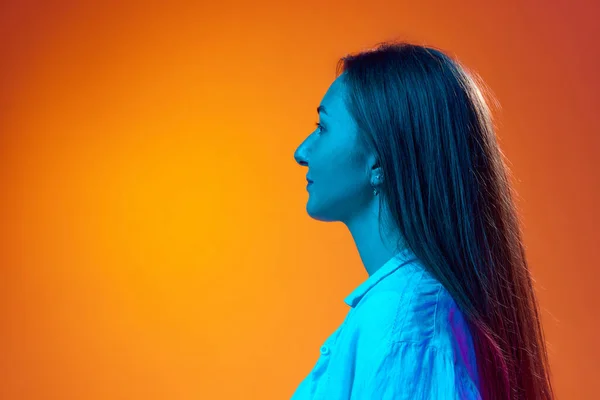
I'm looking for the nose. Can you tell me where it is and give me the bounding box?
[294,141,308,167]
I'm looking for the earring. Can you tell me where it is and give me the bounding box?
[373,174,382,196]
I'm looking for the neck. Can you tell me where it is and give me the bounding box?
[343,198,405,277]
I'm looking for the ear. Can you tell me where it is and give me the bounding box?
[366,153,384,185]
[370,167,384,186]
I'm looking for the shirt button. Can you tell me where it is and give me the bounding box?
[320,345,330,355]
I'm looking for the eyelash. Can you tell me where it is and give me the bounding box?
[314,122,324,132]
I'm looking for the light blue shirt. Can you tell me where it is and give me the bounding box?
[291,248,482,399]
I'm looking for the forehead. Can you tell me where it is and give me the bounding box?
[318,75,350,119]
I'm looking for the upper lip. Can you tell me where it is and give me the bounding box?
[306,176,313,183]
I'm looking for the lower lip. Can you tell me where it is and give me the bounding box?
[307,182,313,189]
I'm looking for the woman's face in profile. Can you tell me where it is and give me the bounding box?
[294,75,373,223]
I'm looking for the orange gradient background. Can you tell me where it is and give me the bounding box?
[1,1,598,399]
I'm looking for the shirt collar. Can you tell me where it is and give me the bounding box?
[344,247,418,308]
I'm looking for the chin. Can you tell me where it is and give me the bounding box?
[306,202,337,222]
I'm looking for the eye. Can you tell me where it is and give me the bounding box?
[314,121,324,133]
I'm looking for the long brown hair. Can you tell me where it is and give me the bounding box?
[336,41,554,399]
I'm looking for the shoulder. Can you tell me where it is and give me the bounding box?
[352,262,475,348]
[343,263,481,395]
[350,263,445,344]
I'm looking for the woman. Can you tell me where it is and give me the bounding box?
[291,42,554,399]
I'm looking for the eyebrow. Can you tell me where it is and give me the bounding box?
[317,105,327,115]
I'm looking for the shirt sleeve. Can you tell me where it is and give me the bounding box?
[350,340,482,400]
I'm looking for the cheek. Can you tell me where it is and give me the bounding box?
[345,146,369,177]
